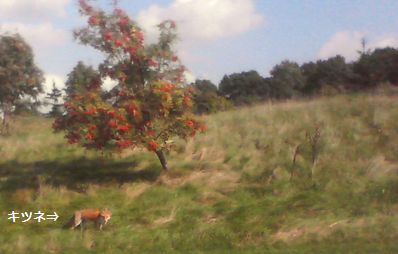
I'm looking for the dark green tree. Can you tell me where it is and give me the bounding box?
[219,70,269,104]
[301,56,354,94]
[353,47,398,87]
[269,60,305,99]
[0,33,44,134]
[64,61,101,100]
[190,79,232,114]
[46,81,63,117]
[192,79,218,94]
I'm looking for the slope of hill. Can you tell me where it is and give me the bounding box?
[0,94,397,253]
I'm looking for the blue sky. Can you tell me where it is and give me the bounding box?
[1,0,398,93]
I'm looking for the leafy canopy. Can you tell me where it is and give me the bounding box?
[53,0,206,156]
[0,33,43,108]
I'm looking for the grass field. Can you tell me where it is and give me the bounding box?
[1,94,398,253]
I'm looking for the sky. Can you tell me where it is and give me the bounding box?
[1,0,398,95]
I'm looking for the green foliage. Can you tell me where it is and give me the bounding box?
[190,79,232,114]
[46,82,63,117]
[214,47,398,105]
[0,33,44,103]
[269,60,305,99]
[191,79,218,94]
[64,61,100,100]
[219,70,269,104]
[54,1,206,169]
[0,33,44,133]
[301,55,354,94]
[353,47,398,87]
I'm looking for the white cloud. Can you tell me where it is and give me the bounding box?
[318,31,365,61]
[102,77,118,92]
[1,22,69,46]
[0,22,69,50]
[184,71,196,84]
[44,74,65,93]
[318,31,398,62]
[369,35,398,49]
[0,0,71,21]
[0,23,70,48]
[137,0,265,43]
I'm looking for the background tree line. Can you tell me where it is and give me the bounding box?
[2,31,398,124]
[193,46,398,111]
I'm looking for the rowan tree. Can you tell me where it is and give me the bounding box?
[0,33,44,134]
[53,0,206,170]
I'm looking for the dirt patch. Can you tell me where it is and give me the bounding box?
[153,206,177,226]
[273,224,331,242]
[159,169,240,192]
[197,191,226,205]
[122,183,150,199]
[367,156,398,178]
[202,213,220,224]
[272,215,398,243]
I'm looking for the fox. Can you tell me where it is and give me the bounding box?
[63,209,112,231]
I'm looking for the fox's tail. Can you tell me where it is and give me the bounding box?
[63,216,75,229]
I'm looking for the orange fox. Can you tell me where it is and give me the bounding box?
[64,209,112,230]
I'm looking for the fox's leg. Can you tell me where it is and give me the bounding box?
[80,219,86,238]
[96,216,105,230]
[64,216,77,229]
[81,219,88,230]
[73,212,82,229]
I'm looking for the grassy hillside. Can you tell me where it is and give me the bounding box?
[1,94,398,253]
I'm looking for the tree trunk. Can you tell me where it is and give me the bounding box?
[1,103,11,135]
[155,150,168,171]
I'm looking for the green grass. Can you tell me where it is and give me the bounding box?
[1,94,398,253]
